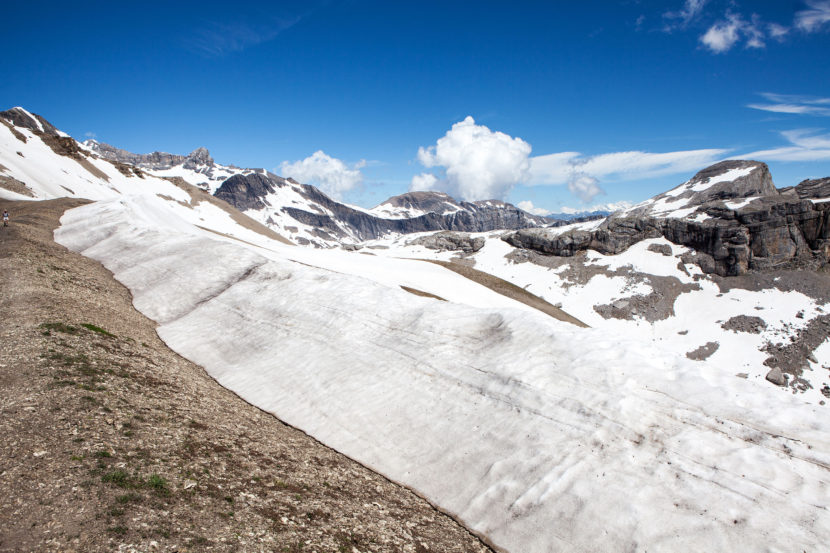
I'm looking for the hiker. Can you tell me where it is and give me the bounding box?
[2,210,8,227]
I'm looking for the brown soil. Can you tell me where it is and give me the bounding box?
[0,199,491,553]
[399,286,447,302]
[423,259,589,328]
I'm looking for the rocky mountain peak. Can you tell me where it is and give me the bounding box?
[186,147,212,163]
[1,107,62,137]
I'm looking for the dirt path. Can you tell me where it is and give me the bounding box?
[0,199,492,553]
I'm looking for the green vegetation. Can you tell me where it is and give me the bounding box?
[81,323,115,337]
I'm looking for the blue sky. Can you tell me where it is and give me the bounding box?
[2,1,829,212]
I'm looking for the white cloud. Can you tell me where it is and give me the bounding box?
[280,150,366,199]
[414,116,532,201]
[747,92,830,116]
[742,128,830,161]
[516,201,551,216]
[568,173,604,203]
[796,0,830,32]
[700,14,743,52]
[410,173,438,192]
[529,148,728,186]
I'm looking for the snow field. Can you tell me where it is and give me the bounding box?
[56,197,830,553]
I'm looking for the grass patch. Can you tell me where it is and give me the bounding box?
[81,323,115,337]
[147,474,170,495]
[94,450,112,459]
[39,322,79,335]
[116,492,142,504]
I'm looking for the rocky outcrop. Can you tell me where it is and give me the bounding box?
[0,107,61,136]
[214,172,283,211]
[408,231,485,253]
[84,141,214,171]
[504,161,830,276]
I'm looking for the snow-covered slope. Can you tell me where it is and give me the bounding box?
[56,192,830,553]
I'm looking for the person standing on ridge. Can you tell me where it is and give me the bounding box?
[2,210,8,227]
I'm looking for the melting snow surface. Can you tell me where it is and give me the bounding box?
[56,198,830,553]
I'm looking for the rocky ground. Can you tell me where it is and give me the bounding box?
[0,199,492,553]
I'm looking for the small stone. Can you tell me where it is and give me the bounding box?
[33,450,47,457]
[736,373,748,379]
[765,368,788,386]
[183,479,197,490]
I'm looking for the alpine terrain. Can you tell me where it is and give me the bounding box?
[2,107,829,553]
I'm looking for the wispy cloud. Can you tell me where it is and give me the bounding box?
[663,0,709,31]
[186,17,301,57]
[743,128,830,161]
[699,12,765,53]
[529,149,729,185]
[747,92,830,116]
[528,148,729,205]
[665,1,830,55]
[796,0,830,32]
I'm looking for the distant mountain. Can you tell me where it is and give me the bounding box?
[545,209,612,221]
[214,174,549,247]
[505,160,830,276]
[83,140,251,193]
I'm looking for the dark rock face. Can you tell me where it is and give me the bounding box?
[504,161,830,276]
[0,108,61,136]
[215,173,282,211]
[215,173,549,242]
[408,231,485,253]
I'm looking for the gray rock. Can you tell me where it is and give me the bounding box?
[647,243,672,256]
[408,231,485,253]
[504,160,830,276]
[721,315,767,334]
[765,367,788,386]
[686,342,719,361]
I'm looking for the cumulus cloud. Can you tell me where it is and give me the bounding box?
[568,173,604,203]
[414,116,532,201]
[743,128,830,161]
[280,150,366,199]
[747,92,830,116]
[796,0,830,32]
[410,172,438,192]
[516,201,552,216]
